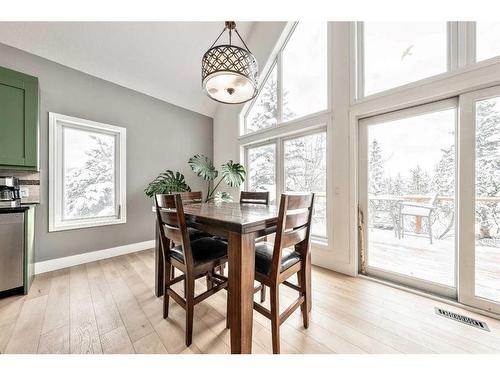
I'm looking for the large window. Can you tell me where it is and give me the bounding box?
[475,22,500,62]
[282,22,328,121]
[360,22,448,97]
[243,22,330,243]
[245,129,328,241]
[49,113,126,232]
[284,132,327,238]
[357,21,500,99]
[243,22,327,135]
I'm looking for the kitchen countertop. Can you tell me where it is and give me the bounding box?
[0,206,30,213]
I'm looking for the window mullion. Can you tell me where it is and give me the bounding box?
[277,137,283,199]
[277,51,284,124]
[448,21,459,71]
[466,21,476,65]
[356,22,365,100]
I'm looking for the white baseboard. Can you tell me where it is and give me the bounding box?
[35,240,155,274]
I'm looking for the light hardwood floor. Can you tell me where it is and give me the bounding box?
[1,248,500,354]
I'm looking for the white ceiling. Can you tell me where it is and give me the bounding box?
[0,22,255,117]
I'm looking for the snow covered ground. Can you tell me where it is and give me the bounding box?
[368,228,500,303]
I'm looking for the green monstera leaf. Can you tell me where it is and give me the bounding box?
[213,191,233,202]
[188,154,218,181]
[221,160,246,187]
[144,170,191,197]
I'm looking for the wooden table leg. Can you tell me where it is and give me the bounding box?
[155,225,164,297]
[228,231,256,354]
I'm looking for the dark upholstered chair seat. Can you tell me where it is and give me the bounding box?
[170,237,228,265]
[187,227,211,241]
[255,242,301,276]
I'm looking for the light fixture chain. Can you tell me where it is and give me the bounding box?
[234,28,252,54]
[209,26,227,49]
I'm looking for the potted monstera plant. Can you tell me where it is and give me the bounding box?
[188,154,246,202]
[144,170,191,198]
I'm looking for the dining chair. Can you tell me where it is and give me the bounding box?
[240,191,270,302]
[240,191,270,205]
[155,193,229,346]
[169,191,211,278]
[178,191,212,239]
[252,193,315,354]
[217,191,269,282]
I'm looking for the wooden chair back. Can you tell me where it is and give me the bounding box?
[240,191,270,205]
[155,194,194,269]
[271,193,315,279]
[179,191,203,205]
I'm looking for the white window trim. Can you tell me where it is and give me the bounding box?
[48,112,127,232]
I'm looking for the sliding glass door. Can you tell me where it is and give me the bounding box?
[359,99,458,298]
[359,88,500,312]
[459,86,500,314]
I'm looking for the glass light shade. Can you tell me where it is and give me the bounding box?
[203,71,256,104]
[202,45,258,104]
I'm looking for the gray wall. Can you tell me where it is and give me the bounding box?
[0,43,213,262]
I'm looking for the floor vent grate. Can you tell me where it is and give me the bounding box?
[435,307,490,331]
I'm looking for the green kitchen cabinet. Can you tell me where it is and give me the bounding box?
[0,66,39,169]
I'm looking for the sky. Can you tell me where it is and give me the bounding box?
[282,22,327,120]
[364,22,447,96]
[368,108,456,180]
[477,22,500,62]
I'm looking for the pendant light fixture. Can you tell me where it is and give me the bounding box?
[202,21,258,104]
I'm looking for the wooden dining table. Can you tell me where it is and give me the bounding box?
[153,201,312,354]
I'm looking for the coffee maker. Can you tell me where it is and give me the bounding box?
[0,177,21,208]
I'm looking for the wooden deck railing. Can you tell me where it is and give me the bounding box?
[369,194,499,234]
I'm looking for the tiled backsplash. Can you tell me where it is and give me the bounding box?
[0,169,40,204]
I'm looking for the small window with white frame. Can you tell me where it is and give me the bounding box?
[49,113,126,232]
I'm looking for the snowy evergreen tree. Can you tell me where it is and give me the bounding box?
[433,144,455,196]
[368,139,385,194]
[284,133,326,192]
[247,76,295,132]
[64,135,115,219]
[247,78,278,132]
[475,100,500,238]
[248,145,275,192]
[407,165,430,195]
[392,173,405,196]
[432,144,456,239]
